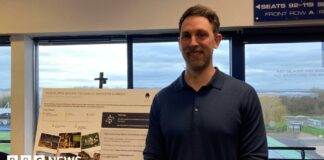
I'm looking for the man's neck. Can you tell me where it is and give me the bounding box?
[184,66,216,92]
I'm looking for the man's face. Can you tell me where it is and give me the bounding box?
[179,16,222,71]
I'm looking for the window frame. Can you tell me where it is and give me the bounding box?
[0,36,11,149]
[242,26,324,159]
[31,26,324,159]
[33,26,324,93]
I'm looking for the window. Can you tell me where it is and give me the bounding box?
[0,45,11,154]
[215,39,230,74]
[133,42,183,89]
[33,28,324,159]
[246,42,324,159]
[133,40,230,89]
[38,43,127,90]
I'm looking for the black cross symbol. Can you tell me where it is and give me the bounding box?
[94,72,108,89]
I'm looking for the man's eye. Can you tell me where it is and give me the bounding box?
[197,33,207,38]
[182,34,191,39]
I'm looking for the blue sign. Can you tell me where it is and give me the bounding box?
[254,0,324,22]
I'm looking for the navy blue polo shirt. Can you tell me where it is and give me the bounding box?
[144,69,268,160]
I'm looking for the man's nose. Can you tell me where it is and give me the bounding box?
[190,36,199,46]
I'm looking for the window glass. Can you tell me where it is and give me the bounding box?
[133,42,183,89]
[215,39,230,74]
[0,46,11,154]
[133,40,230,89]
[246,42,324,159]
[39,44,127,89]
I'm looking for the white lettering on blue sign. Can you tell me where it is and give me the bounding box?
[258,3,286,10]
[289,10,307,16]
[318,2,324,7]
[320,10,324,14]
[265,12,287,16]
[289,3,299,8]
[255,0,324,22]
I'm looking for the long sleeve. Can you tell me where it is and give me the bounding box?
[239,87,268,160]
[143,96,166,160]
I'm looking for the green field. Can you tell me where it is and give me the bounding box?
[302,126,324,136]
[0,131,10,154]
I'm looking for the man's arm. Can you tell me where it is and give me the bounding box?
[239,87,268,160]
[143,96,166,160]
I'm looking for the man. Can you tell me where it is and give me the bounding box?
[143,4,268,160]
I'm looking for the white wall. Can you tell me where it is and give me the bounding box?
[1,0,323,36]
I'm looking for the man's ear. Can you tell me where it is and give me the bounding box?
[178,36,182,51]
[213,33,223,49]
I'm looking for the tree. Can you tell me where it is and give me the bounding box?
[280,89,324,116]
[0,94,10,108]
[259,95,287,130]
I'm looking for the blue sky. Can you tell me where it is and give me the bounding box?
[0,46,10,90]
[246,42,324,91]
[1,41,324,91]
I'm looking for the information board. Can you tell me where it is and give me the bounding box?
[33,88,158,160]
[254,0,324,22]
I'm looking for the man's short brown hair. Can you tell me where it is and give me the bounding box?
[179,4,220,34]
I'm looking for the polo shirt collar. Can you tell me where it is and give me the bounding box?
[174,67,226,91]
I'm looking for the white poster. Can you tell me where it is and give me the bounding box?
[33,88,158,160]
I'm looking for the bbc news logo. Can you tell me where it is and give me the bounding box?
[7,155,81,160]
